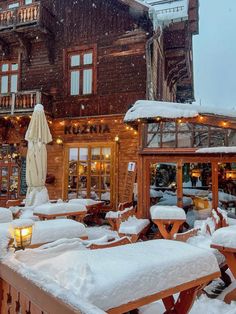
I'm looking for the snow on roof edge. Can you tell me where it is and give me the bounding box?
[124,100,236,122]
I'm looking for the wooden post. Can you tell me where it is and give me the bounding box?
[212,161,218,209]
[177,161,183,208]
[36,91,41,104]
[11,93,15,115]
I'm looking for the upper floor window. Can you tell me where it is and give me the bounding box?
[66,46,96,96]
[0,62,18,94]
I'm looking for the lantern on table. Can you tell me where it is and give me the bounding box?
[12,219,34,250]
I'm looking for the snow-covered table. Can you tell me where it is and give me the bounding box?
[33,202,87,223]
[151,205,186,239]
[8,239,220,313]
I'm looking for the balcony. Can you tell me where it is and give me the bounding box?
[0,90,52,115]
[0,2,55,35]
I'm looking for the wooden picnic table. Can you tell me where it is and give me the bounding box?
[34,210,87,223]
[152,218,186,240]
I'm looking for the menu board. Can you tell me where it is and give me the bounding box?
[121,162,136,203]
[20,157,27,195]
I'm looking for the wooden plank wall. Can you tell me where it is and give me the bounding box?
[47,115,138,208]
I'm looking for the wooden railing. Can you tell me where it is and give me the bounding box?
[0,90,52,114]
[0,263,81,314]
[0,2,55,34]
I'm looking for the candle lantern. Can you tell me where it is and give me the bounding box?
[12,219,34,250]
[226,170,236,180]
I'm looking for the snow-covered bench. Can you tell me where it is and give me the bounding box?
[10,239,220,313]
[211,225,236,303]
[106,203,150,242]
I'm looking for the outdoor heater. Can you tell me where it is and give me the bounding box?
[12,219,34,250]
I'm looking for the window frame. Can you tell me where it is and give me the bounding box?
[64,44,97,97]
[64,142,114,207]
[0,60,19,94]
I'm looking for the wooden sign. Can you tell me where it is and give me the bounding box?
[121,162,136,203]
[64,124,110,135]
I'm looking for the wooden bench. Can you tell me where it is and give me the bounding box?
[106,202,150,243]
[211,226,236,303]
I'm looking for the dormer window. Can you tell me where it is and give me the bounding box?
[65,45,96,96]
[0,62,18,94]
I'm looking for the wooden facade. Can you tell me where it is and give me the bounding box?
[0,0,199,208]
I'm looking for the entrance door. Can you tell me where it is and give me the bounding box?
[0,163,19,203]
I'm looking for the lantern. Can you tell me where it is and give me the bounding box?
[226,170,236,180]
[191,169,201,178]
[12,219,34,250]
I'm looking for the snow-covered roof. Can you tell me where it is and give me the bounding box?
[124,100,236,122]
[137,0,189,28]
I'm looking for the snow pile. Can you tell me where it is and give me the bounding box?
[197,147,236,154]
[150,205,186,220]
[187,234,225,266]
[158,194,193,207]
[68,198,101,206]
[118,216,149,234]
[7,240,219,311]
[33,202,86,215]
[209,192,236,202]
[150,189,163,198]
[105,207,133,219]
[0,223,13,257]
[124,100,236,122]
[30,219,86,245]
[0,207,13,223]
[137,0,189,29]
[12,218,34,228]
[212,225,236,249]
[124,100,199,121]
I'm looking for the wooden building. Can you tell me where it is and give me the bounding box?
[0,0,199,208]
[125,101,236,219]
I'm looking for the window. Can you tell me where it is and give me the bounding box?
[67,47,96,96]
[8,2,20,9]
[66,144,113,204]
[0,62,18,94]
[145,122,236,149]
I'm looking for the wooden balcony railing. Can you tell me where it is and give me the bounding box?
[0,90,52,114]
[0,2,55,34]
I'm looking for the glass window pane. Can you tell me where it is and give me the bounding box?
[83,69,92,94]
[91,176,99,189]
[101,176,110,190]
[71,55,80,67]
[1,76,8,93]
[10,74,18,93]
[150,162,177,206]
[69,148,78,161]
[8,2,19,8]
[78,176,87,189]
[102,147,111,160]
[91,161,100,174]
[11,63,18,71]
[91,147,100,160]
[79,148,88,161]
[78,162,88,175]
[25,0,32,4]
[84,52,93,65]
[101,162,110,175]
[2,64,9,72]
[70,71,80,95]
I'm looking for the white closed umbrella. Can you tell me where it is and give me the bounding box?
[25,104,52,206]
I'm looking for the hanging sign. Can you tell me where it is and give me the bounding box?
[121,162,137,203]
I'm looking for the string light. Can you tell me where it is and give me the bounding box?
[114,135,119,142]
[178,119,182,124]
[59,121,65,126]
[156,117,161,121]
